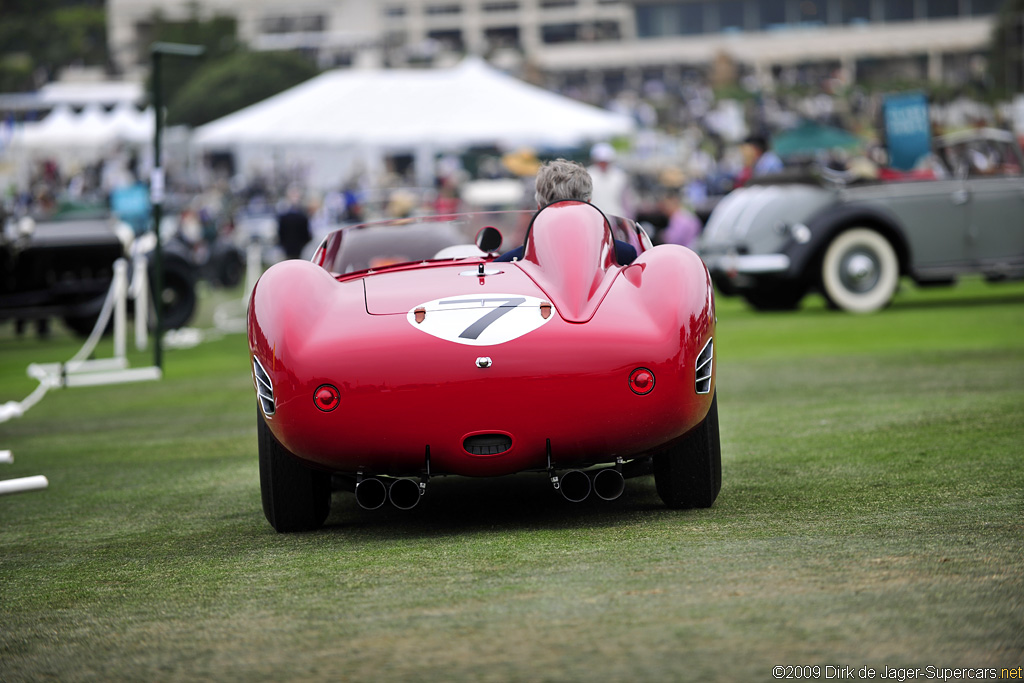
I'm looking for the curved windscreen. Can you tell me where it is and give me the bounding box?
[313,210,649,277]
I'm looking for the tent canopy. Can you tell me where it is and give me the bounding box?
[771,121,863,159]
[17,103,153,148]
[193,58,634,151]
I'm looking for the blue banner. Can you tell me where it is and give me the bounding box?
[883,93,931,171]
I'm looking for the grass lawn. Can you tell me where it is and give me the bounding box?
[1,278,1022,682]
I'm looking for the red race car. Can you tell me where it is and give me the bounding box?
[249,200,719,532]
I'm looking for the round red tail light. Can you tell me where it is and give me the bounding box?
[314,384,340,412]
[629,368,655,395]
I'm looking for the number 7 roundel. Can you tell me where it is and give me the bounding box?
[406,294,553,346]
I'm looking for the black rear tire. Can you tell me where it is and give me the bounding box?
[653,392,722,509]
[158,260,197,330]
[257,409,331,532]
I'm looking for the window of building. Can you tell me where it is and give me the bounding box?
[718,0,746,32]
[428,29,464,50]
[968,0,1001,16]
[923,0,959,19]
[881,0,915,22]
[758,0,788,30]
[260,14,326,34]
[590,20,622,41]
[261,16,295,34]
[384,6,407,17]
[426,4,462,15]
[297,15,326,32]
[678,3,706,35]
[483,1,519,11]
[542,22,581,43]
[839,0,872,23]
[541,0,577,8]
[485,26,520,49]
[798,0,825,25]
[637,2,727,38]
[636,4,684,37]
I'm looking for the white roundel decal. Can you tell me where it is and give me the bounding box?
[407,293,553,346]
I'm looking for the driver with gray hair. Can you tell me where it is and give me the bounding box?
[534,158,593,206]
[496,158,637,264]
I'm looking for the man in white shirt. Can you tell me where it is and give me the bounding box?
[587,142,635,220]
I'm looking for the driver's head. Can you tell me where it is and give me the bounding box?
[534,159,592,208]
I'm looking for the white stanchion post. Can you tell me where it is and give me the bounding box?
[113,259,128,361]
[244,240,262,301]
[133,253,149,352]
[0,475,49,495]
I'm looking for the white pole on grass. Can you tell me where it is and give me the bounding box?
[133,253,149,351]
[0,475,49,495]
[113,258,128,362]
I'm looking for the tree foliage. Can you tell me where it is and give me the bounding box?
[0,0,107,91]
[167,50,320,127]
[989,0,1024,96]
[146,12,241,109]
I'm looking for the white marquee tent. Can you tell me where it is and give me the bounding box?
[14,103,154,150]
[1,103,156,188]
[192,57,635,188]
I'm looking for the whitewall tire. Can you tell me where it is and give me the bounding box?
[821,229,899,313]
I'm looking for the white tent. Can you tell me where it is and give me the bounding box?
[107,103,155,144]
[2,104,156,190]
[193,58,635,188]
[18,105,83,148]
[15,103,153,149]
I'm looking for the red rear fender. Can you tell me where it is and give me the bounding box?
[248,260,364,364]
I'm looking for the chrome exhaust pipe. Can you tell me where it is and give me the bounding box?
[591,467,625,501]
[354,477,388,510]
[388,477,422,510]
[559,469,591,503]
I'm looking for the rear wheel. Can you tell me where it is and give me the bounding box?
[157,261,197,330]
[820,228,899,313]
[653,392,722,509]
[257,409,331,532]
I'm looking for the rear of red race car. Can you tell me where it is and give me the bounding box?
[249,202,720,531]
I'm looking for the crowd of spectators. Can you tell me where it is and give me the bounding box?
[3,63,1014,262]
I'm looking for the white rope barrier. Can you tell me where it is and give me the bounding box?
[65,259,121,367]
[0,257,161,426]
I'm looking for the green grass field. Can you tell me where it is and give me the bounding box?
[1,279,1022,682]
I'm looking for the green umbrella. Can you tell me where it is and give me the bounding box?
[771,121,863,159]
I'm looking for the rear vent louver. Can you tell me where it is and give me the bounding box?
[695,338,713,395]
[253,357,276,417]
[464,434,512,456]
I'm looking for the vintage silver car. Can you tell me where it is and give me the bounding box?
[698,128,1024,312]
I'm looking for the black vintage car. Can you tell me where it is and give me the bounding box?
[0,209,197,336]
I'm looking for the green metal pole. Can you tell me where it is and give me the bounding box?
[148,42,203,371]
[151,49,164,370]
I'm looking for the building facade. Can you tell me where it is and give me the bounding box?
[107,0,1004,89]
